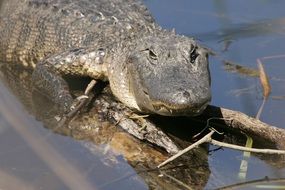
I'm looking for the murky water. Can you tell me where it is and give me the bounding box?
[1,0,285,189]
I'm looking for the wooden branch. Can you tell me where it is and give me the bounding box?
[200,105,285,150]
[157,131,214,168]
[105,100,180,154]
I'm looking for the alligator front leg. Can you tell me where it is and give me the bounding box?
[32,48,107,113]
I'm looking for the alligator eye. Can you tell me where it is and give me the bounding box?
[190,45,199,63]
[147,49,158,60]
[97,48,105,56]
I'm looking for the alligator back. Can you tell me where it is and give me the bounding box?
[0,0,212,116]
[0,0,155,67]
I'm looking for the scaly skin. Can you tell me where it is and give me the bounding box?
[0,0,211,116]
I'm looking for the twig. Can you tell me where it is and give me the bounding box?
[261,54,285,60]
[210,139,285,154]
[68,79,97,118]
[159,171,193,190]
[157,130,215,168]
[193,117,229,139]
[98,167,159,188]
[57,80,97,127]
[84,79,97,94]
[158,128,285,168]
[98,171,138,189]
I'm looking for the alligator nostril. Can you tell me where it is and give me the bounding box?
[182,90,190,99]
[175,90,192,105]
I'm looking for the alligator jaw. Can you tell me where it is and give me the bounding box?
[151,98,210,116]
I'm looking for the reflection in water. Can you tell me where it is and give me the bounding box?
[0,63,210,189]
[194,17,285,42]
[0,80,96,189]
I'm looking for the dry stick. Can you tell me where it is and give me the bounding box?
[84,79,97,94]
[159,171,193,190]
[158,128,285,168]
[210,139,285,154]
[261,54,285,60]
[192,117,229,139]
[68,79,97,118]
[255,98,266,120]
[157,130,215,168]
[57,80,97,126]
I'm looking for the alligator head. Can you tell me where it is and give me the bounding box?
[126,34,211,116]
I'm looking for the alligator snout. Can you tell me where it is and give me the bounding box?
[151,88,211,116]
[173,89,210,112]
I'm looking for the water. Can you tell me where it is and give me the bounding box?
[1,0,285,189]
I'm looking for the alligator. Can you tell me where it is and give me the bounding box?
[0,0,211,116]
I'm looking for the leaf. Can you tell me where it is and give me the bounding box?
[257,59,271,99]
[238,135,253,180]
